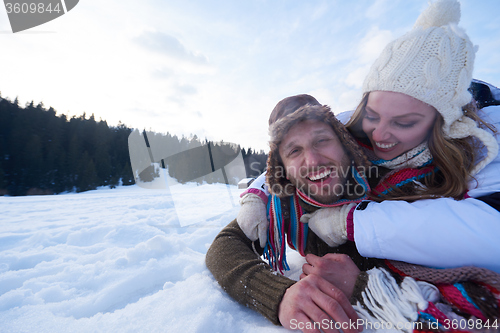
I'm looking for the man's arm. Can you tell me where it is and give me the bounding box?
[206,220,361,332]
[206,219,295,324]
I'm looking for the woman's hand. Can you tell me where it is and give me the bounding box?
[300,204,356,247]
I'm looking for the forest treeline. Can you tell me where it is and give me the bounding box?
[132,130,267,186]
[0,95,267,196]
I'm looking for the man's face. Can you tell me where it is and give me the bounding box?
[278,119,351,204]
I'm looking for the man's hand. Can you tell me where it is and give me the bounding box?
[278,274,361,333]
[301,253,360,299]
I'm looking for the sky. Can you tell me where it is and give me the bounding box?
[0,0,499,152]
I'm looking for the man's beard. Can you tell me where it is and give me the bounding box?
[296,174,347,204]
[290,161,350,205]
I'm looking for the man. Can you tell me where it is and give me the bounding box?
[206,95,377,332]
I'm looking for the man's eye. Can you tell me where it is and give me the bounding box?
[317,138,330,144]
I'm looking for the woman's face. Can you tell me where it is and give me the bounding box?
[362,91,437,160]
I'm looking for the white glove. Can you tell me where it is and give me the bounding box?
[237,193,268,248]
[300,203,356,247]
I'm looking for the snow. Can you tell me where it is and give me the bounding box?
[0,183,310,333]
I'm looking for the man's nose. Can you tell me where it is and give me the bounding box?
[303,148,320,167]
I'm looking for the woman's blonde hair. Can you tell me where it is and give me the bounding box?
[346,92,496,201]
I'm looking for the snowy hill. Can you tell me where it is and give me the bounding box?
[0,184,309,333]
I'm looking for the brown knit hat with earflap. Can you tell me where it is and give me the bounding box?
[266,103,372,198]
[268,94,321,126]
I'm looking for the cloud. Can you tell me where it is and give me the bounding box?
[345,66,370,89]
[174,83,197,95]
[343,26,394,89]
[152,68,175,79]
[365,0,392,20]
[166,82,198,106]
[134,31,208,64]
[310,2,329,21]
[357,26,394,64]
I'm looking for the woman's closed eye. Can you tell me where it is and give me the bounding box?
[394,122,417,128]
[365,112,417,129]
[364,114,379,122]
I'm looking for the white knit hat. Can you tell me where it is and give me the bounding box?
[362,0,498,175]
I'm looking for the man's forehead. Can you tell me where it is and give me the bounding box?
[288,119,334,135]
[281,120,336,147]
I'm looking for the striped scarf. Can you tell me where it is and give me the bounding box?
[383,261,500,332]
[263,194,305,273]
[359,140,439,197]
[373,166,437,196]
[263,166,370,273]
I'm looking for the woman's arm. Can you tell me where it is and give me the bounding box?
[353,197,500,273]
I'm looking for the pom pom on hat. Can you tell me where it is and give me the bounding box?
[414,0,460,29]
[362,0,498,174]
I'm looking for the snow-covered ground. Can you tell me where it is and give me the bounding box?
[0,183,310,333]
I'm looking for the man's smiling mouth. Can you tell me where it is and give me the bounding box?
[307,169,332,182]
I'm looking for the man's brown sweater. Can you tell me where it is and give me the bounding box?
[205,217,380,325]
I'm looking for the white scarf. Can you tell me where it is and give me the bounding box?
[367,142,433,170]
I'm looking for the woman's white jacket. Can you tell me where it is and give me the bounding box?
[352,105,500,273]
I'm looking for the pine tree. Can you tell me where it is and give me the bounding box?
[77,151,98,192]
[0,162,6,191]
